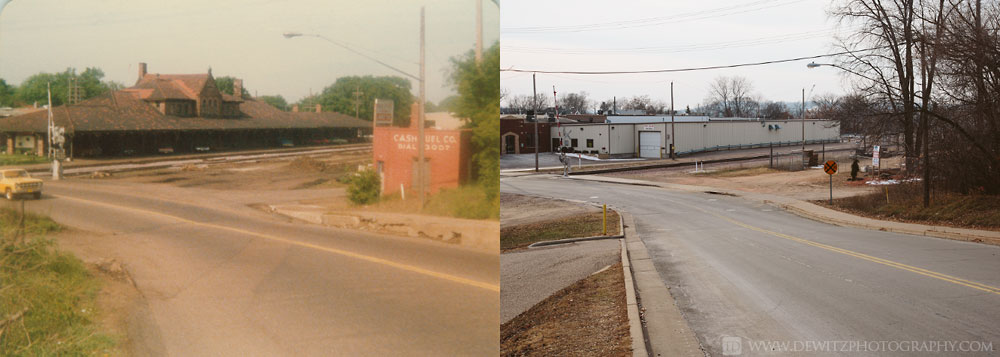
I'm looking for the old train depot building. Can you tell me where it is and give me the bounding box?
[0,63,370,157]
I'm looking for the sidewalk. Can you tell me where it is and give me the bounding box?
[567,174,1000,246]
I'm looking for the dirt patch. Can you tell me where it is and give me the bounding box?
[287,156,328,173]
[608,155,903,201]
[98,151,368,192]
[501,262,630,357]
[89,260,142,356]
[695,166,778,178]
[501,210,620,251]
[500,193,599,228]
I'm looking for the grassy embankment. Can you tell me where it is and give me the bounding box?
[825,183,1000,231]
[0,154,50,167]
[0,208,116,354]
[362,185,501,220]
[501,210,621,251]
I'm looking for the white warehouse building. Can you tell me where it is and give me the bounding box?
[551,118,840,159]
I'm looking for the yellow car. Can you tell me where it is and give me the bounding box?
[0,169,43,200]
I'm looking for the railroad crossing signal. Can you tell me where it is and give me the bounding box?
[823,160,838,175]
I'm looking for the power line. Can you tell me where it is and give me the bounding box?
[502,0,807,33]
[500,47,885,75]
[502,28,847,55]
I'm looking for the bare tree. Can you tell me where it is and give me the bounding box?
[811,93,843,119]
[559,92,590,114]
[621,95,652,112]
[760,101,792,119]
[833,0,920,169]
[705,76,758,117]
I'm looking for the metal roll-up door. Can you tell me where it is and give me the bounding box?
[639,131,661,158]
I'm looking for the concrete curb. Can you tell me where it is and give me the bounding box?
[268,206,499,254]
[527,233,623,248]
[526,209,625,248]
[621,211,702,357]
[568,174,1000,247]
[621,236,647,357]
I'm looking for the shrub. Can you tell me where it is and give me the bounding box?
[347,168,380,205]
[424,185,499,220]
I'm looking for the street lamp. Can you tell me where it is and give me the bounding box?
[807,62,891,90]
[0,0,12,16]
[284,8,428,208]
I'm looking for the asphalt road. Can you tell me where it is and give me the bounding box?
[500,239,620,324]
[7,179,498,356]
[502,175,1000,355]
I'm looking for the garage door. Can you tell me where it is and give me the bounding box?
[639,131,661,158]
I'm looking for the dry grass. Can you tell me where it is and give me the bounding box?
[501,262,631,357]
[500,210,620,251]
[824,182,1000,231]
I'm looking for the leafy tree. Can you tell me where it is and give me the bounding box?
[449,41,499,199]
[299,75,413,123]
[0,79,15,107]
[15,67,117,106]
[437,95,460,112]
[214,76,252,97]
[258,95,289,111]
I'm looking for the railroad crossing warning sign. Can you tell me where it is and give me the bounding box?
[823,160,838,175]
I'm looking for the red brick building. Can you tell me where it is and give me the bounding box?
[372,106,472,197]
[500,116,552,155]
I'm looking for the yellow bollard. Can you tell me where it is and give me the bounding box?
[603,204,608,235]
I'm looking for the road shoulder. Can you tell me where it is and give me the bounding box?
[621,211,703,356]
[568,174,1000,246]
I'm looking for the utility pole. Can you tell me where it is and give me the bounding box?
[801,87,806,153]
[418,7,426,209]
[475,0,482,62]
[553,86,559,148]
[533,73,539,172]
[352,84,363,118]
[670,82,676,160]
[47,83,52,159]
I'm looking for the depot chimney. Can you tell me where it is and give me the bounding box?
[138,62,147,82]
[233,79,243,100]
[315,104,322,112]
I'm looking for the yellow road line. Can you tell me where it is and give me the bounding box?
[692,206,1000,296]
[54,194,500,292]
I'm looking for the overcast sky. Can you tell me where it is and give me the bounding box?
[501,0,857,113]
[0,0,499,104]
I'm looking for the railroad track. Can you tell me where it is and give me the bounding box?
[29,144,372,177]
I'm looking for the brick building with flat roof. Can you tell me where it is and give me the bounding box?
[372,104,471,197]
